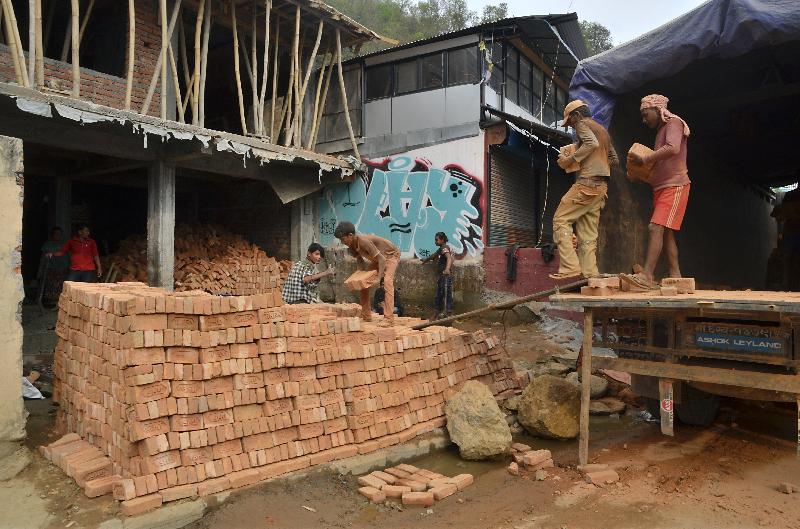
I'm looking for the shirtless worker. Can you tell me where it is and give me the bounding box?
[623,94,691,289]
[334,221,400,323]
[551,100,619,280]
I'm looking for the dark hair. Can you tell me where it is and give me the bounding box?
[572,105,591,118]
[307,243,325,258]
[51,226,62,235]
[77,224,90,231]
[334,221,356,239]
[435,232,448,243]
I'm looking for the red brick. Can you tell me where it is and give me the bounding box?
[131,313,168,331]
[113,478,137,501]
[197,476,231,496]
[84,474,120,498]
[75,458,113,487]
[229,468,261,488]
[451,473,473,491]
[160,483,198,502]
[130,417,170,441]
[234,373,264,390]
[370,471,396,485]
[172,380,204,398]
[168,314,199,331]
[180,447,214,466]
[171,414,204,432]
[402,491,435,506]
[166,347,199,364]
[522,450,551,467]
[121,493,163,516]
[143,451,182,474]
[585,469,619,485]
[382,485,412,498]
[358,486,385,503]
[430,483,457,500]
[132,381,171,403]
[357,475,385,489]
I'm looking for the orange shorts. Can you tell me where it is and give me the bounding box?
[651,184,690,231]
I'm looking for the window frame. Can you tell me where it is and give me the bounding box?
[446,44,481,87]
[365,62,394,101]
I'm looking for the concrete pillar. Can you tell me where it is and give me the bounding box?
[0,136,26,443]
[290,196,317,261]
[147,161,175,290]
[54,177,71,234]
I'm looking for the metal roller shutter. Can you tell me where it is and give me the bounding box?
[489,147,538,247]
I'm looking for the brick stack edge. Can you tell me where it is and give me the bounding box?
[46,280,520,515]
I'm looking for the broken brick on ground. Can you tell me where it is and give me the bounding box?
[356,463,473,506]
[47,281,519,515]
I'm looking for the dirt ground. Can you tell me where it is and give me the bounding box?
[10,315,800,529]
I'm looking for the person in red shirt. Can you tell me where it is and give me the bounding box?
[47,225,102,282]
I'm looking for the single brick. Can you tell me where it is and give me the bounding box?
[511,442,531,453]
[84,475,121,498]
[113,478,137,501]
[507,462,520,476]
[369,470,396,485]
[357,474,386,489]
[381,485,412,499]
[522,449,552,467]
[197,476,231,496]
[121,493,163,516]
[430,483,457,500]
[358,486,385,503]
[401,491,435,507]
[160,484,198,502]
[451,474,474,491]
[585,469,620,485]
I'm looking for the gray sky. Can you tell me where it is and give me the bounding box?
[466,0,708,45]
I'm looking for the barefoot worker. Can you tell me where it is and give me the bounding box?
[623,94,691,289]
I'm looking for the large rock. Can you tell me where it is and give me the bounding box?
[565,372,609,399]
[445,381,511,460]
[517,375,580,440]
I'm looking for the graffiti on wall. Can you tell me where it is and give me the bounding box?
[319,156,484,258]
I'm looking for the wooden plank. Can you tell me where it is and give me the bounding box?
[579,309,592,466]
[592,357,800,393]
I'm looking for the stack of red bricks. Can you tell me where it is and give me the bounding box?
[357,464,473,506]
[50,281,518,516]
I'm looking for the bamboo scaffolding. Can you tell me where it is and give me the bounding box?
[34,0,43,87]
[309,49,333,149]
[250,1,259,134]
[0,1,4,46]
[258,0,272,137]
[159,0,168,119]
[124,0,135,109]
[78,0,95,45]
[191,0,205,125]
[43,0,55,53]
[335,29,359,158]
[27,0,34,84]
[70,0,79,97]
[282,5,300,146]
[199,2,211,127]
[269,20,280,140]
[231,2,248,134]
[178,19,191,88]
[60,0,93,62]
[168,41,184,122]
[140,0,182,116]
[289,20,323,147]
[1,0,29,87]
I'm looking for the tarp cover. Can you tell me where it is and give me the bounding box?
[569,0,800,127]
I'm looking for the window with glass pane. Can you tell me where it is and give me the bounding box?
[396,59,418,94]
[532,66,544,116]
[420,53,444,90]
[556,86,567,116]
[506,48,518,104]
[447,47,478,86]
[519,58,532,112]
[365,63,392,100]
[489,42,503,94]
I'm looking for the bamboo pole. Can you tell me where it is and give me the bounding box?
[290,20,323,147]
[182,70,196,115]
[283,5,300,146]
[140,0,182,116]
[335,29,359,158]
[0,1,4,46]
[28,0,35,84]
[269,20,279,140]
[124,0,135,110]
[241,34,253,90]
[199,2,211,127]
[250,1,258,134]
[168,41,184,122]
[191,0,205,125]
[78,0,95,45]
[258,0,272,136]
[309,49,332,149]
[178,19,190,88]
[34,0,43,87]
[59,12,70,62]
[43,0,55,53]
[231,2,247,135]
[1,0,29,86]
[70,0,79,97]
[159,0,168,119]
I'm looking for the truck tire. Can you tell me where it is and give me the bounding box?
[675,384,720,427]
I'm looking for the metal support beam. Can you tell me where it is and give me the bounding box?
[147,161,175,290]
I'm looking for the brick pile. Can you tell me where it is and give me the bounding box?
[107,224,289,295]
[49,281,518,515]
[506,443,555,477]
[357,464,473,506]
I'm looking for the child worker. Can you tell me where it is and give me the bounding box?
[421,232,454,319]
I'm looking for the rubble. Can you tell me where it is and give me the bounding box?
[445,380,512,460]
[49,281,518,514]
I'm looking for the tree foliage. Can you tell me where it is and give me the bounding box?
[579,20,614,56]
[327,0,510,53]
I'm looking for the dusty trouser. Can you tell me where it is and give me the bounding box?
[552,182,607,277]
[360,255,399,320]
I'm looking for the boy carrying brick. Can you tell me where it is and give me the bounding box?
[421,232,454,319]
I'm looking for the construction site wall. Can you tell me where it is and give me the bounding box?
[0,4,161,113]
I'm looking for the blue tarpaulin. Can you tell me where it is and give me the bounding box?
[569,0,800,128]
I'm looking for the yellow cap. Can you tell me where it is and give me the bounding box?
[561,99,587,127]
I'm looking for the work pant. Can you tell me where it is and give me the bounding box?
[66,269,97,283]
[552,182,607,277]
[434,275,454,315]
[360,255,399,320]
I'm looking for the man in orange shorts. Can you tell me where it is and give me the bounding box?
[625,94,691,288]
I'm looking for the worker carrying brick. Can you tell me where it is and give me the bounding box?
[622,94,691,289]
[46,224,102,282]
[334,221,400,323]
[551,100,619,280]
[282,243,335,304]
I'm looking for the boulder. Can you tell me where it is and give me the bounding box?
[565,372,608,399]
[544,362,570,377]
[503,395,522,412]
[445,381,512,460]
[589,397,627,416]
[517,375,580,440]
[553,351,579,369]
